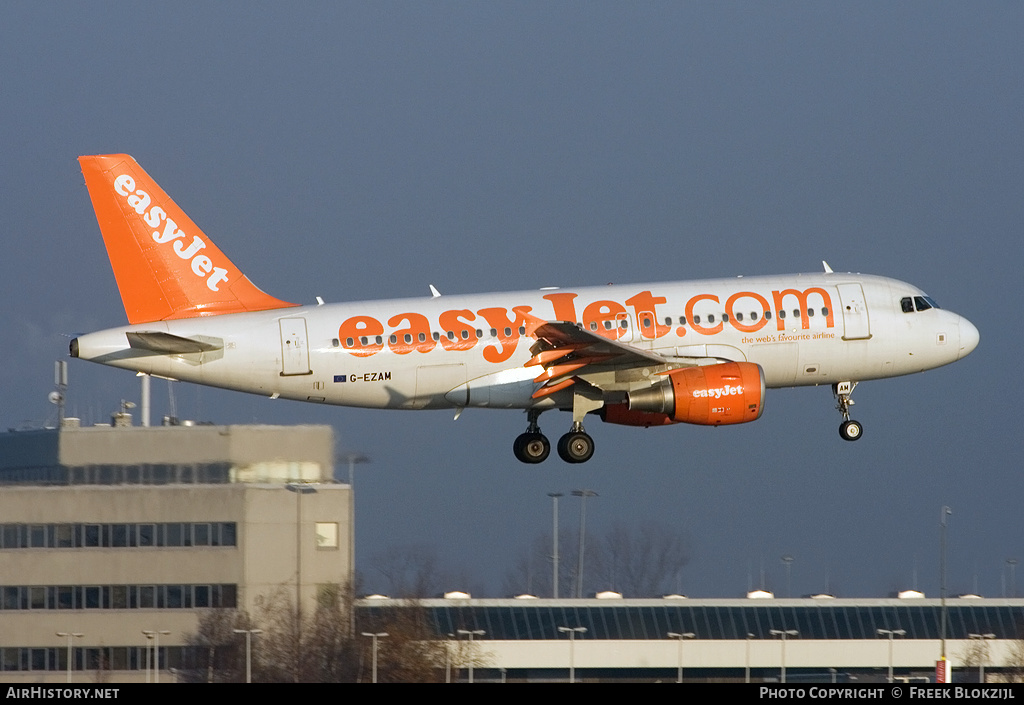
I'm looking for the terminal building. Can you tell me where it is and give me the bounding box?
[0,420,352,682]
[358,596,1024,683]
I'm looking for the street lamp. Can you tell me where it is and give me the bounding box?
[285,481,318,680]
[548,492,563,598]
[939,505,952,680]
[142,630,171,683]
[55,632,83,683]
[572,489,598,598]
[361,632,389,683]
[667,631,695,683]
[877,629,906,682]
[558,626,587,683]
[968,633,996,683]
[769,629,798,683]
[745,633,756,683]
[233,628,263,683]
[456,629,485,683]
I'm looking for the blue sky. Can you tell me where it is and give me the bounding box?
[1,2,1021,598]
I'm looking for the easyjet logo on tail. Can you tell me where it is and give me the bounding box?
[113,175,229,292]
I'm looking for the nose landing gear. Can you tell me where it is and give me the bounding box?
[833,381,863,441]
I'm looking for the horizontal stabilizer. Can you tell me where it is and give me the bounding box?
[126,331,222,354]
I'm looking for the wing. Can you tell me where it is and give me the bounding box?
[524,317,669,399]
[523,316,747,400]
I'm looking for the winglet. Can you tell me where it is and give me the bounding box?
[79,154,298,324]
[822,260,834,274]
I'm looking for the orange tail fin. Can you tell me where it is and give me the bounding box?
[79,154,297,324]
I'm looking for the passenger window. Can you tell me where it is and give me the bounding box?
[418,333,426,343]
[807,308,814,317]
[751,311,758,321]
[722,313,729,323]
[389,335,397,344]
[432,331,440,341]
[346,338,354,347]
[707,314,715,323]
[764,311,772,320]
[778,310,785,320]
[604,321,613,330]
[679,316,687,326]
[404,334,413,344]
[620,320,628,329]
[736,312,744,322]
[821,307,829,317]
[693,315,701,325]
[793,309,801,319]
[505,327,512,337]
[590,322,598,331]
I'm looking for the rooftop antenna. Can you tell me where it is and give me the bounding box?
[49,360,67,426]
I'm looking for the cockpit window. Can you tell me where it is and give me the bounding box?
[901,295,942,313]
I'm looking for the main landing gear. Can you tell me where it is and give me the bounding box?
[833,381,863,442]
[513,411,597,464]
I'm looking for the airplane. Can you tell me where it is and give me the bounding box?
[70,154,980,464]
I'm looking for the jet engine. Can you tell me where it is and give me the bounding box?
[613,361,766,427]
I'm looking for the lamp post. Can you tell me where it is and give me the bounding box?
[572,489,597,598]
[233,628,263,683]
[769,629,798,683]
[968,633,995,683]
[667,631,695,683]
[745,632,755,683]
[338,453,368,637]
[55,632,83,683]
[877,629,906,682]
[558,626,587,683]
[142,630,170,683]
[361,632,388,683]
[457,629,485,683]
[1007,559,1018,598]
[285,481,318,680]
[548,492,563,598]
[939,505,952,679]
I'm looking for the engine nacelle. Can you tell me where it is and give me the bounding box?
[624,361,765,426]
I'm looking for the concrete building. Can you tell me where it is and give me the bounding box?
[0,422,352,682]
[359,596,1024,683]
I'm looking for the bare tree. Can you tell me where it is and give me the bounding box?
[181,609,249,682]
[505,521,690,598]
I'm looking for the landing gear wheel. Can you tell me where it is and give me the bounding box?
[557,431,595,464]
[514,433,550,464]
[839,419,863,442]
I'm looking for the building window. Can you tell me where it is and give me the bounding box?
[316,522,339,549]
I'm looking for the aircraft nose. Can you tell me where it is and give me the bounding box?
[958,317,979,359]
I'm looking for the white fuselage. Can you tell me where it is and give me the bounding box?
[72,272,978,412]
